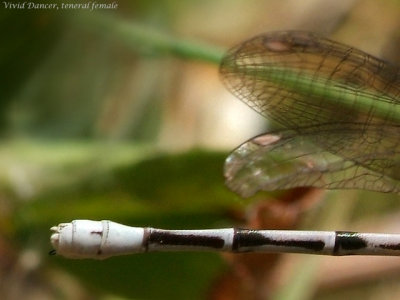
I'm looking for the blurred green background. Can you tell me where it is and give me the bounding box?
[2,0,400,299]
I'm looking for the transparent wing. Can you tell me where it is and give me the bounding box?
[220,31,400,128]
[220,31,400,196]
[224,125,400,198]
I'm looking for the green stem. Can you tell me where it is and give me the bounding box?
[68,12,225,64]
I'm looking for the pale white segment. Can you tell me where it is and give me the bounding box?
[147,228,235,252]
[349,233,400,255]
[50,220,145,259]
[241,230,336,254]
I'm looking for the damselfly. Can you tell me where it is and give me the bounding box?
[50,31,400,259]
[50,220,400,259]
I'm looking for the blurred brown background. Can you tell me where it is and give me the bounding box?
[2,0,400,299]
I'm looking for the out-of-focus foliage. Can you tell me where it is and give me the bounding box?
[12,149,238,299]
[2,0,400,299]
[0,8,61,134]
